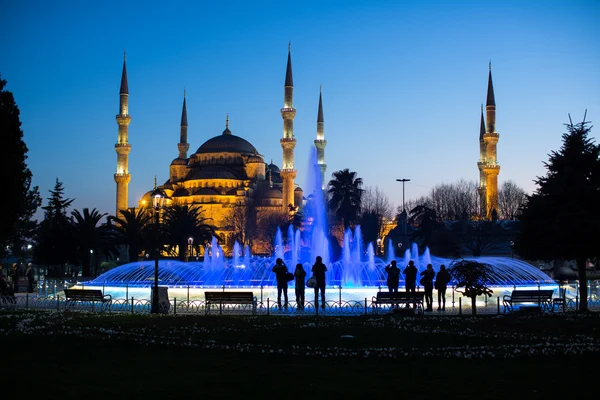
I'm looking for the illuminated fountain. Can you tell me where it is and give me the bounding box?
[84,147,557,300]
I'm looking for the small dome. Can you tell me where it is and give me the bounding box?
[295,187,303,192]
[170,158,187,166]
[263,187,282,199]
[195,133,257,155]
[266,162,280,173]
[247,154,263,163]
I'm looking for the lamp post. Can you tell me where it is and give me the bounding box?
[187,237,194,262]
[396,178,411,211]
[150,186,167,314]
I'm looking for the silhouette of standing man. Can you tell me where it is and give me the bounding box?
[385,260,400,293]
[312,256,327,310]
[272,258,289,311]
[403,260,417,293]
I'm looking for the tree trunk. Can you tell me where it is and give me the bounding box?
[471,296,477,315]
[577,257,588,312]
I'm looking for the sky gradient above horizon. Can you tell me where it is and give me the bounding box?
[2,0,599,219]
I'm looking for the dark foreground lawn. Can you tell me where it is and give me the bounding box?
[2,310,599,399]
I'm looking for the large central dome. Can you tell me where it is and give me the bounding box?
[195,128,258,155]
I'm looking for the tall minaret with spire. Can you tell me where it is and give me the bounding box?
[170,90,189,183]
[477,104,487,214]
[178,90,189,159]
[314,85,327,189]
[280,43,297,212]
[480,62,500,219]
[114,52,131,216]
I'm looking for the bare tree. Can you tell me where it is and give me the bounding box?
[221,202,257,251]
[498,180,527,220]
[361,186,394,246]
[404,180,481,222]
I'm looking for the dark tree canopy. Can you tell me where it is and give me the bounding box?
[0,78,41,248]
[34,179,74,271]
[449,259,494,315]
[515,116,600,311]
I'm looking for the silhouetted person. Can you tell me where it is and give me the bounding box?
[435,264,450,311]
[294,263,306,310]
[10,264,18,293]
[26,264,35,293]
[420,263,435,312]
[312,256,328,310]
[272,258,289,310]
[385,260,400,293]
[403,260,417,293]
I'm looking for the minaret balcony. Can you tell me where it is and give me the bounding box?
[281,107,295,112]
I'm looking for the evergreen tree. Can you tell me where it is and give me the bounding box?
[515,116,600,311]
[34,179,74,275]
[0,77,41,249]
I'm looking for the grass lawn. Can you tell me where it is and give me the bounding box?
[2,310,599,399]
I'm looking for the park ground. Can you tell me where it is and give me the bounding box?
[1,309,599,399]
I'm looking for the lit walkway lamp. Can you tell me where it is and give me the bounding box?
[150,185,168,314]
[187,237,194,262]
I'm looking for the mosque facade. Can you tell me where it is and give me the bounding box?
[113,47,327,252]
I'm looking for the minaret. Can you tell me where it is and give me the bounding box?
[178,90,189,159]
[314,85,327,189]
[114,52,131,217]
[280,43,297,212]
[477,104,487,215]
[481,62,500,218]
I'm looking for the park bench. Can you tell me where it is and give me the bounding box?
[502,289,554,313]
[205,291,257,315]
[64,289,112,308]
[372,291,425,315]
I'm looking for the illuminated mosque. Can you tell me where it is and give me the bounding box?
[113,45,500,257]
[113,47,328,252]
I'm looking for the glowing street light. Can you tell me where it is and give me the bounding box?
[150,185,168,314]
[396,178,411,211]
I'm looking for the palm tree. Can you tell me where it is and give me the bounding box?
[70,208,118,277]
[162,204,215,261]
[109,208,152,263]
[327,169,364,229]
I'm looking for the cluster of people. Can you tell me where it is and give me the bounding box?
[0,263,36,296]
[272,256,327,311]
[385,260,451,311]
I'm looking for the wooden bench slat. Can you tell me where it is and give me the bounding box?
[64,289,112,303]
[503,290,554,313]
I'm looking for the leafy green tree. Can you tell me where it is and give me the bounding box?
[70,208,118,277]
[34,179,74,275]
[449,259,494,315]
[515,116,600,311]
[162,205,215,261]
[0,78,41,249]
[327,169,364,229]
[109,208,152,263]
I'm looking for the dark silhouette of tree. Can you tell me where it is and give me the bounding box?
[449,259,493,315]
[162,205,215,261]
[70,208,118,277]
[515,116,600,312]
[255,210,288,255]
[0,78,41,249]
[327,169,364,229]
[451,219,507,256]
[34,179,74,276]
[408,205,442,249]
[109,208,152,263]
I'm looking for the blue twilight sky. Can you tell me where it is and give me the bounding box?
[2,0,599,219]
